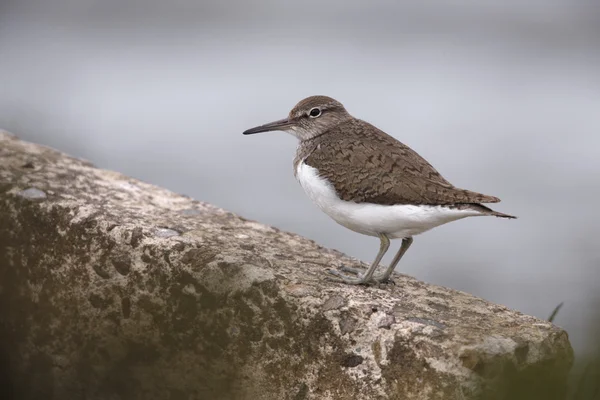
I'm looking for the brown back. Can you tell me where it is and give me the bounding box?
[294,118,501,206]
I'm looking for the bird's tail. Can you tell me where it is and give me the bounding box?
[474,204,517,219]
[490,210,517,219]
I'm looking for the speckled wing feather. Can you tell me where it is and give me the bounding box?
[298,119,501,206]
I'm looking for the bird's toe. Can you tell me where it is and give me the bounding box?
[373,274,397,286]
[339,265,366,276]
[325,268,372,285]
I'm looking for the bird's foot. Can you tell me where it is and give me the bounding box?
[372,272,398,286]
[325,268,374,285]
[374,276,396,286]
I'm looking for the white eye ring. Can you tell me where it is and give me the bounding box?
[308,107,322,118]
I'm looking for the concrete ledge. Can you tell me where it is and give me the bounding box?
[0,131,573,399]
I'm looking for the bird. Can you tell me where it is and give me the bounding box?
[243,95,515,285]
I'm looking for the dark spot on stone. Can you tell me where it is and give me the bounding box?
[427,300,450,312]
[246,285,265,307]
[137,294,162,314]
[340,353,363,368]
[382,337,441,395]
[89,293,110,309]
[111,255,131,276]
[130,227,144,248]
[80,213,100,230]
[21,161,35,169]
[377,314,396,329]
[371,306,378,313]
[181,248,217,268]
[372,341,382,365]
[322,295,346,311]
[339,314,357,335]
[426,289,452,300]
[293,383,309,400]
[171,242,185,252]
[217,261,240,273]
[460,309,486,319]
[273,253,293,260]
[407,317,446,330]
[515,343,529,364]
[107,224,118,232]
[92,263,111,279]
[121,297,131,319]
[173,224,189,233]
[240,243,255,251]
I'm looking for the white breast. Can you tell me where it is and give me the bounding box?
[296,162,483,238]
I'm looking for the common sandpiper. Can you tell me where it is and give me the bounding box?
[243,95,515,285]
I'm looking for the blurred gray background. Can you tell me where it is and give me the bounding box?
[1,0,599,357]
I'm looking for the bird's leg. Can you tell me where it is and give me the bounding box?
[326,234,390,285]
[374,237,413,283]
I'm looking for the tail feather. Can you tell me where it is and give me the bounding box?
[473,204,517,219]
[490,210,517,219]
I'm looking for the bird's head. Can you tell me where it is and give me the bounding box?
[243,95,351,141]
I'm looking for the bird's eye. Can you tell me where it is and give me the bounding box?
[309,108,322,118]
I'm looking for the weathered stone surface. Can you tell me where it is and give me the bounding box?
[0,131,573,399]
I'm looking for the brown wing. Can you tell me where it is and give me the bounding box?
[303,119,500,206]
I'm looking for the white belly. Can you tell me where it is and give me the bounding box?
[296,162,482,238]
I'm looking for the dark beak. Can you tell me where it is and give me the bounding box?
[243,118,292,135]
